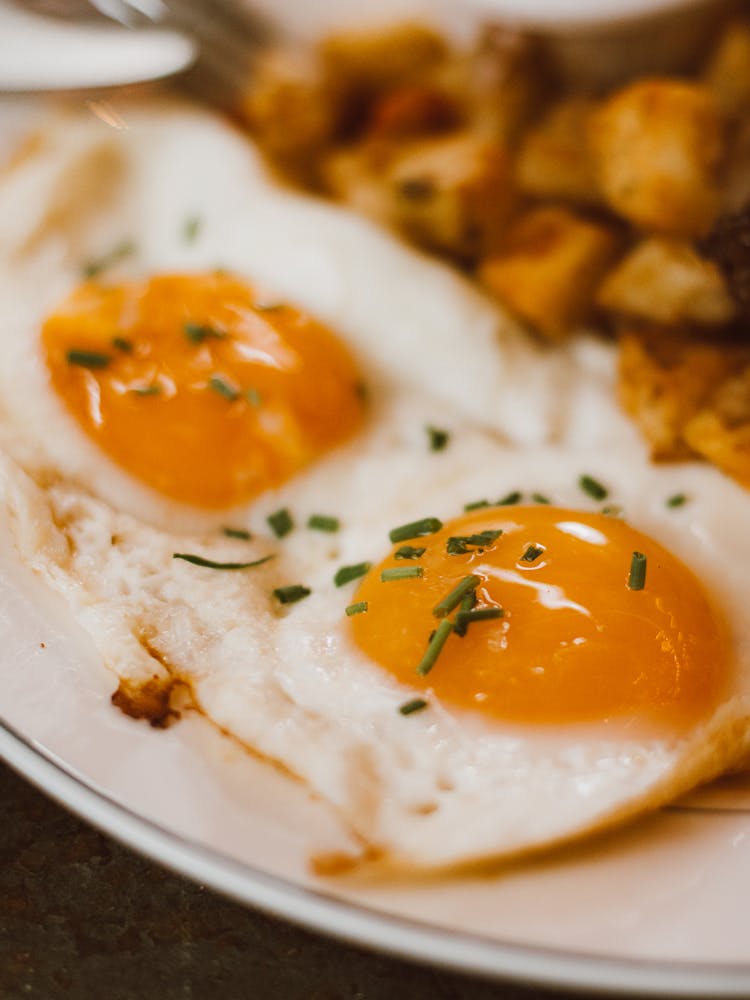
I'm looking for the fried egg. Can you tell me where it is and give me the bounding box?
[1,101,749,872]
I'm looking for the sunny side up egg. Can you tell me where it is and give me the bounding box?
[1,101,750,872]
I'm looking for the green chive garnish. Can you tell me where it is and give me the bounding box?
[273,584,311,604]
[602,505,623,517]
[173,553,273,570]
[446,529,503,555]
[532,493,551,504]
[463,499,489,512]
[498,491,522,506]
[389,517,443,543]
[426,425,450,452]
[183,214,202,243]
[453,590,477,636]
[667,493,688,508]
[267,508,293,539]
[416,619,454,676]
[132,384,161,396]
[112,336,133,353]
[395,545,426,560]
[82,239,135,279]
[628,551,647,591]
[334,562,371,587]
[433,574,482,618]
[187,322,227,345]
[209,374,240,401]
[307,514,340,533]
[454,606,504,633]
[380,566,424,582]
[579,474,608,501]
[245,387,262,407]
[222,527,252,540]
[399,697,428,716]
[345,601,368,616]
[520,544,544,563]
[66,349,111,369]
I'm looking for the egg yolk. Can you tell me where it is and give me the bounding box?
[41,273,364,508]
[350,507,730,730]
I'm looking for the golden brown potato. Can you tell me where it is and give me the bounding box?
[479,207,620,340]
[363,83,462,141]
[318,21,447,97]
[589,79,724,238]
[384,132,517,259]
[684,365,750,488]
[597,237,736,326]
[618,327,745,461]
[703,19,750,119]
[320,145,395,225]
[516,98,600,205]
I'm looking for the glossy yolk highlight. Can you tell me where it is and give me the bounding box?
[351,507,730,730]
[41,273,364,508]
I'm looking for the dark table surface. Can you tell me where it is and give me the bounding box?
[0,760,649,1000]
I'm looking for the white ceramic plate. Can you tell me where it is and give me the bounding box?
[2,509,750,998]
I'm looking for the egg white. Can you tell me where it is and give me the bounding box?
[1,101,748,871]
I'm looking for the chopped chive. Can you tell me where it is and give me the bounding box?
[601,505,623,517]
[398,177,434,201]
[433,574,482,619]
[453,590,477,636]
[173,553,273,570]
[667,493,688,508]
[579,474,608,501]
[132,384,161,396]
[354,381,368,401]
[426,425,450,452]
[267,508,294,539]
[399,697,428,716]
[532,493,550,504]
[222,526,252,540]
[66,349,111,369]
[520,544,544,563]
[82,239,135,279]
[389,517,443,543]
[307,514,340,533]
[395,545,426,560]
[416,619,454,676]
[183,214,202,243]
[245,387,262,407]
[186,322,227,345]
[497,491,522,506]
[628,551,647,591]
[334,561,371,587]
[345,601,368,616]
[273,584,311,605]
[112,336,133,353]
[454,606,504,633]
[209,374,240,401]
[463,499,489,512]
[381,566,424,582]
[446,529,502,555]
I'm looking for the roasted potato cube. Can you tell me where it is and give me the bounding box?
[363,83,462,141]
[319,22,447,96]
[684,365,750,488]
[618,327,743,460]
[598,237,736,326]
[479,207,620,340]
[516,98,600,205]
[385,132,517,259]
[320,145,394,225]
[722,117,750,212]
[240,47,340,181]
[703,19,750,119]
[589,79,724,238]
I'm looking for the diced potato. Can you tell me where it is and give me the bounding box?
[597,237,736,326]
[385,132,517,259]
[684,365,750,488]
[589,78,724,238]
[722,117,750,212]
[617,327,742,460]
[364,83,462,141]
[703,19,750,119]
[320,145,395,225]
[240,47,340,182]
[318,21,447,96]
[479,207,620,340]
[516,98,600,205]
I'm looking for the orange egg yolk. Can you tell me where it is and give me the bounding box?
[351,507,729,730]
[41,273,365,508]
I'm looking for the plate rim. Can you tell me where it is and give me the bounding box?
[3,717,750,998]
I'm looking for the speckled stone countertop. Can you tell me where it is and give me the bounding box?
[0,761,636,1000]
